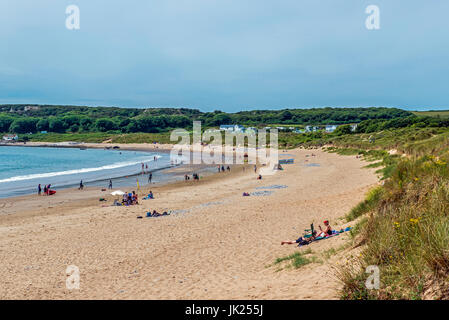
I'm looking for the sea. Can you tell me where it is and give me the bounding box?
[0,146,191,198]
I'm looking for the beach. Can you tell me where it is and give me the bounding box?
[0,146,378,299]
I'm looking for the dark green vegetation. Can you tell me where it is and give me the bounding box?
[0,105,411,135]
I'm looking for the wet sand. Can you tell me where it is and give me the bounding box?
[0,147,378,299]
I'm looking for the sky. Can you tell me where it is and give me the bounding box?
[1,0,448,112]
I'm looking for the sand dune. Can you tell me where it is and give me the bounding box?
[0,148,378,299]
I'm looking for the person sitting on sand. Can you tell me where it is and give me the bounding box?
[257,174,262,180]
[131,191,138,205]
[318,220,332,237]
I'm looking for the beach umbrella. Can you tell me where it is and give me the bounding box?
[111,190,125,196]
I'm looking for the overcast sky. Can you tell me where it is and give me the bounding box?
[1,1,448,112]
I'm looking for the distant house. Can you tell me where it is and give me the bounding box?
[2,134,18,141]
[305,126,320,132]
[219,124,245,132]
[24,106,39,112]
[325,125,339,133]
[245,127,258,134]
[40,131,48,134]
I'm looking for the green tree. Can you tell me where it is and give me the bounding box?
[0,116,14,132]
[95,119,116,132]
[36,119,49,131]
[9,118,38,133]
[49,119,66,133]
[334,124,352,136]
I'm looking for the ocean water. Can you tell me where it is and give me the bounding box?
[0,146,177,198]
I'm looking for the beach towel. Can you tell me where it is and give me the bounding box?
[299,227,352,246]
[250,190,274,197]
[256,185,288,190]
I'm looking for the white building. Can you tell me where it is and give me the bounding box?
[245,127,258,134]
[219,124,245,132]
[2,134,18,141]
[24,106,39,112]
[305,126,320,132]
[325,125,339,133]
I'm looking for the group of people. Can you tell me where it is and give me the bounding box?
[217,165,231,173]
[37,184,56,196]
[185,173,200,181]
[281,220,333,246]
[121,191,139,206]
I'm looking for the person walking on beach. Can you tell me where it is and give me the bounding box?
[38,184,41,196]
[254,165,257,173]
[141,163,145,174]
[148,173,152,184]
[43,185,47,195]
[79,180,84,190]
[108,179,113,190]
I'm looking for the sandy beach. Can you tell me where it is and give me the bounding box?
[0,147,378,299]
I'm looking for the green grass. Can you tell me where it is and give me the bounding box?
[413,110,449,118]
[274,249,314,269]
[22,132,176,144]
[346,186,384,222]
[337,150,449,300]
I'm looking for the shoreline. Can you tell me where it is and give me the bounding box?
[0,142,219,199]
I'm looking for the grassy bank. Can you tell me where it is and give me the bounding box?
[326,131,449,300]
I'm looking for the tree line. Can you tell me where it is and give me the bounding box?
[0,105,412,134]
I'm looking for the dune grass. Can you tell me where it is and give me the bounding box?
[274,248,316,269]
[337,149,449,299]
